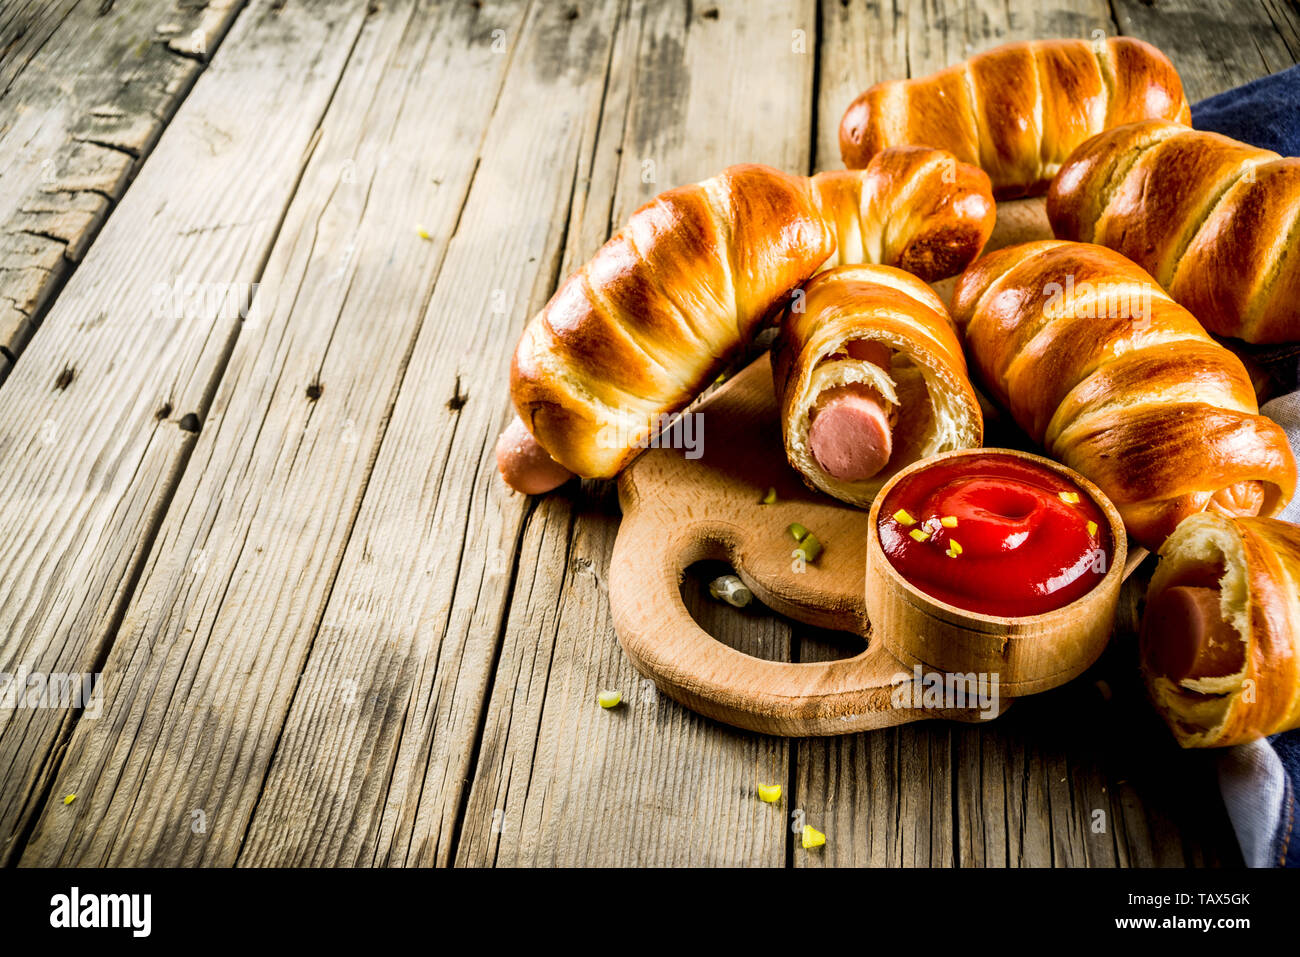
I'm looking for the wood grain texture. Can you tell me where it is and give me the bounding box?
[1111,0,1299,101]
[233,0,629,867]
[0,0,245,359]
[0,0,371,865]
[455,0,819,867]
[0,0,81,96]
[19,0,529,868]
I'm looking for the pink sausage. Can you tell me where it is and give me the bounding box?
[1209,480,1266,517]
[1141,585,1243,682]
[808,340,894,482]
[496,415,574,494]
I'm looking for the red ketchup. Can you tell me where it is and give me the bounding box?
[877,453,1112,617]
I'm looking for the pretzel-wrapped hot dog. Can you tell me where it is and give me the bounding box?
[1142,514,1300,748]
[840,37,1190,199]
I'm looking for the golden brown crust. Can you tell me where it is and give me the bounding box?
[511,154,994,479]
[771,265,982,507]
[950,241,1297,549]
[839,37,1190,199]
[1047,120,1300,343]
[1143,514,1300,747]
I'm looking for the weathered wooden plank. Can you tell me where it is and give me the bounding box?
[0,0,370,865]
[1258,0,1300,59]
[0,0,245,360]
[232,0,629,867]
[18,0,529,868]
[793,628,958,867]
[0,0,81,96]
[453,0,817,868]
[1111,0,1300,102]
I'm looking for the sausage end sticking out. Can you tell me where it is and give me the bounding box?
[807,339,894,483]
[1142,585,1244,682]
[496,415,575,494]
[1208,480,1266,518]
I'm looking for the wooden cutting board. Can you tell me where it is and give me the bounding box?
[608,352,1006,735]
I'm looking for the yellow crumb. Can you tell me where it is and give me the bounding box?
[802,824,826,849]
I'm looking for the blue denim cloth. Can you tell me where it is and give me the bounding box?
[1191,65,1300,867]
[1192,64,1300,156]
[1227,392,1300,867]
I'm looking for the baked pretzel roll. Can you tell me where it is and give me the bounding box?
[1048,120,1300,344]
[502,151,994,489]
[840,37,1190,199]
[950,241,1296,549]
[771,265,982,507]
[1142,514,1300,748]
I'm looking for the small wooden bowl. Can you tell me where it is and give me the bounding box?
[865,448,1128,697]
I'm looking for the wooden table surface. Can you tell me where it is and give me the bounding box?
[1,0,1296,868]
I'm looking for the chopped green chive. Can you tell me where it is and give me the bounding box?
[794,533,822,563]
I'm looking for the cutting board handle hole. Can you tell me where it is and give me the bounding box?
[682,560,868,664]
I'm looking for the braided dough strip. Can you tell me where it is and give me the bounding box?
[1048,120,1300,343]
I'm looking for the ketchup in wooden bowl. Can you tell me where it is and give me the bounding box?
[864,448,1127,698]
[877,452,1114,617]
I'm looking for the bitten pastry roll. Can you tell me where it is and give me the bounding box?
[771,264,983,507]
[1142,514,1300,748]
